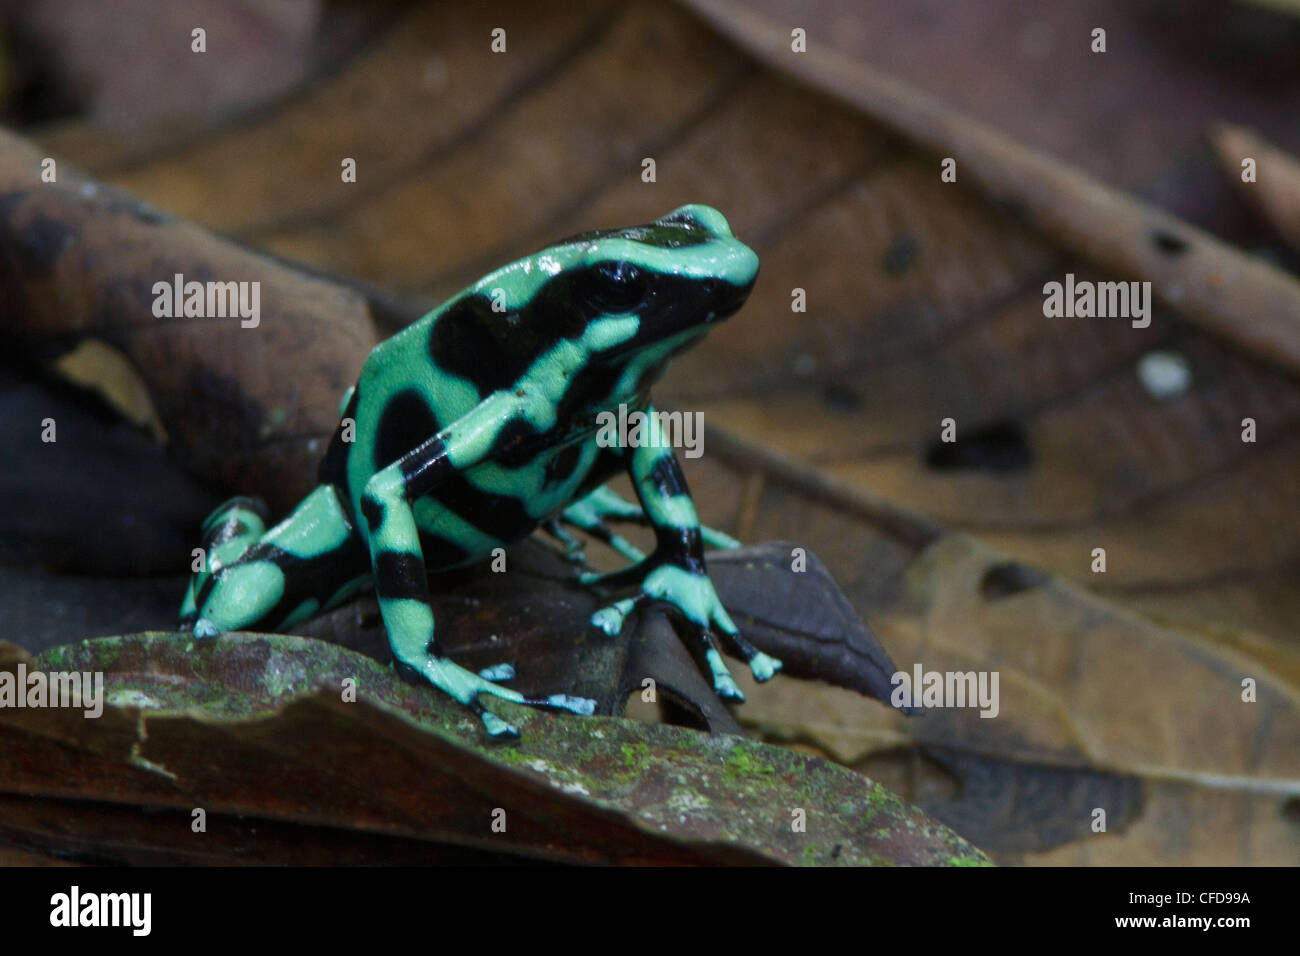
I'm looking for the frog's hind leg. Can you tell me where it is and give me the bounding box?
[557,485,741,566]
[184,486,369,640]
[180,496,268,628]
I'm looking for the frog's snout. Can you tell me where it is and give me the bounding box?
[708,269,757,322]
[660,203,732,238]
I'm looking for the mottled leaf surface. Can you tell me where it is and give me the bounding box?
[0,636,985,866]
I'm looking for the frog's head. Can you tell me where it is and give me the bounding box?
[458,205,757,402]
[556,204,759,347]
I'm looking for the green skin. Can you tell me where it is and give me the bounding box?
[179,204,781,739]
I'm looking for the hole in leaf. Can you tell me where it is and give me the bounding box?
[1152,230,1190,256]
[0,19,88,126]
[822,383,864,412]
[924,419,1032,473]
[1282,797,1300,826]
[883,236,919,276]
[980,562,1049,600]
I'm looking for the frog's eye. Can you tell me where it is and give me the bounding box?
[590,261,645,312]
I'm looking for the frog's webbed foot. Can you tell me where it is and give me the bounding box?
[584,559,781,701]
[397,654,596,740]
[556,487,741,567]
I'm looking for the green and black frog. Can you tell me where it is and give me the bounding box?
[180,205,782,738]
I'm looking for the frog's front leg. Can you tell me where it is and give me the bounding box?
[583,406,781,700]
[557,484,742,566]
[361,397,596,739]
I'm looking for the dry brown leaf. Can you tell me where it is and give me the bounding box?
[741,0,1300,235]
[0,128,380,513]
[682,452,1300,865]
[0,634,985,866]
[1213,123,1300,257]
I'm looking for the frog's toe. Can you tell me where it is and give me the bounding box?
[590,594,648,637]
[193,618,221,641]
[483,714,519,740]
[713,673,746,702]
[477,662,516,682]
[710,620,781,684]
[591,605,625,635]
[705,648,745,702]
[537,693,598,716]
[715,677,744,702]
[468,700,520,741]
[748,651,782,683]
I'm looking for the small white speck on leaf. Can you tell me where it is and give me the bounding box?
[1136,350,1192,399]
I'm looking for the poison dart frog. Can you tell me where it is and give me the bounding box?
[179,205,781,739]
